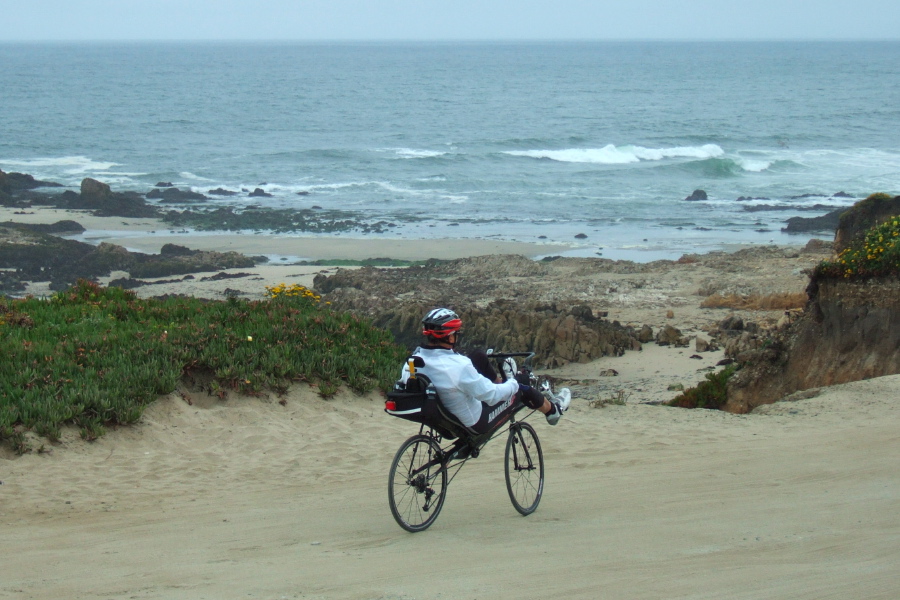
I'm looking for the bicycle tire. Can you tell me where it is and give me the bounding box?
[388,434,448,532]
[504,421,544,515]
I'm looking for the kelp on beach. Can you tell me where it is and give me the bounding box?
[0,280,406,452]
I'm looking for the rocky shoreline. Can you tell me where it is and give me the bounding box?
[4,168,899,411]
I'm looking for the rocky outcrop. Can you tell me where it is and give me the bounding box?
[146,187,208,203]
[783,206,847,233]
[0,223,260,291]
[684,189,707,201]
[726,276,900,412]
[312,255,642,367]
[1,171,62,207]
[656,324,689,347]
[0,220,85,235]
[834,193,900,252]
[70,178,162,218]
[0,170,62,193]
[208,188,239,196]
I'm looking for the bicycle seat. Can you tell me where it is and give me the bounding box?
[385,359,477,441]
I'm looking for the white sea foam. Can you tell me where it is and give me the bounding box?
[179,171,214,182]
[504,144,724,165]
[735,158,773,172]
[0,156,120,173]
[389,148,448,159]
[303,181,379,194]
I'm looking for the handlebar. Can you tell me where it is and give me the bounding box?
[485,351,535,369]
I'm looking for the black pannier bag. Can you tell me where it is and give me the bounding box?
[384,373,465,440]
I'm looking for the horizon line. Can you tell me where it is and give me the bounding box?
[2,37,900,44]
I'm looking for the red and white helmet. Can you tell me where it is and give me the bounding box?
[421,307,462,340]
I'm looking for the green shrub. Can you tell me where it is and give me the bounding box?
[0,279,407,452]
[668,365,737,410]
[816,213,900,279]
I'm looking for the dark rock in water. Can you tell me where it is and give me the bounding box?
[832,191,854,198]
[744,203,839,213]
[249,188,273,198]
[0,170,62,193]
[146,187,208,203]
[155,182,174,188]
[81,178,113,204]
[789,193,826,200]
[200,271,254,281]
[72,178,162,218]
[208,188,239,196]
[296,191,310,196]
[834,193,900,253]
[108,277,145,290]
[684,189,708,201]
[783,207,847,234]
[574,233,588,239]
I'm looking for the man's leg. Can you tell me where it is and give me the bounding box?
[468,349,499,382]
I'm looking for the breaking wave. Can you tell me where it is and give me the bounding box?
[504,144,724,164]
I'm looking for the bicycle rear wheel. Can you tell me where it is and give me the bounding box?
[388,434,448,532]
[505,422,544,515]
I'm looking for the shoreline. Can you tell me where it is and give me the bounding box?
[0,205,573,261]
[1,204,820,264]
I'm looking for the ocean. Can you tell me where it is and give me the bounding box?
[2,41,899,261]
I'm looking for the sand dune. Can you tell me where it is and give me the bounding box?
[2,375,898,599]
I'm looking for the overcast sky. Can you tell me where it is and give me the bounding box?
[3,0,899,41]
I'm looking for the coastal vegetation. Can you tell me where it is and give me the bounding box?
[814,210,900,279]
[0,280,406,453]
[668,364,737,410]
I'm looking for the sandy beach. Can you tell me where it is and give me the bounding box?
[2,376,898,599]
[2,206,899,599]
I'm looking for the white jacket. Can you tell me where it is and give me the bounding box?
[401,347,519,427]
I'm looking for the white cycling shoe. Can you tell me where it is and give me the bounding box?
[544,388,571,426]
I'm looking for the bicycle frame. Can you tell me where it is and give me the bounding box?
[411,404,536,488]
[388,351,546,531]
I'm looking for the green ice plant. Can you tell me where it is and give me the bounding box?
[0,280,406,452]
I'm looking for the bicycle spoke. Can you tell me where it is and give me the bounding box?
[504,422,544,516]
[389,435,448,532]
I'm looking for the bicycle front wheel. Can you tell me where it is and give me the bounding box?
[388,434,448,532]
[505,422,544,515]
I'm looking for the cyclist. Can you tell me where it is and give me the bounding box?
[400,307,569,434]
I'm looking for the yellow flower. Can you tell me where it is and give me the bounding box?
[247,335,253,341]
